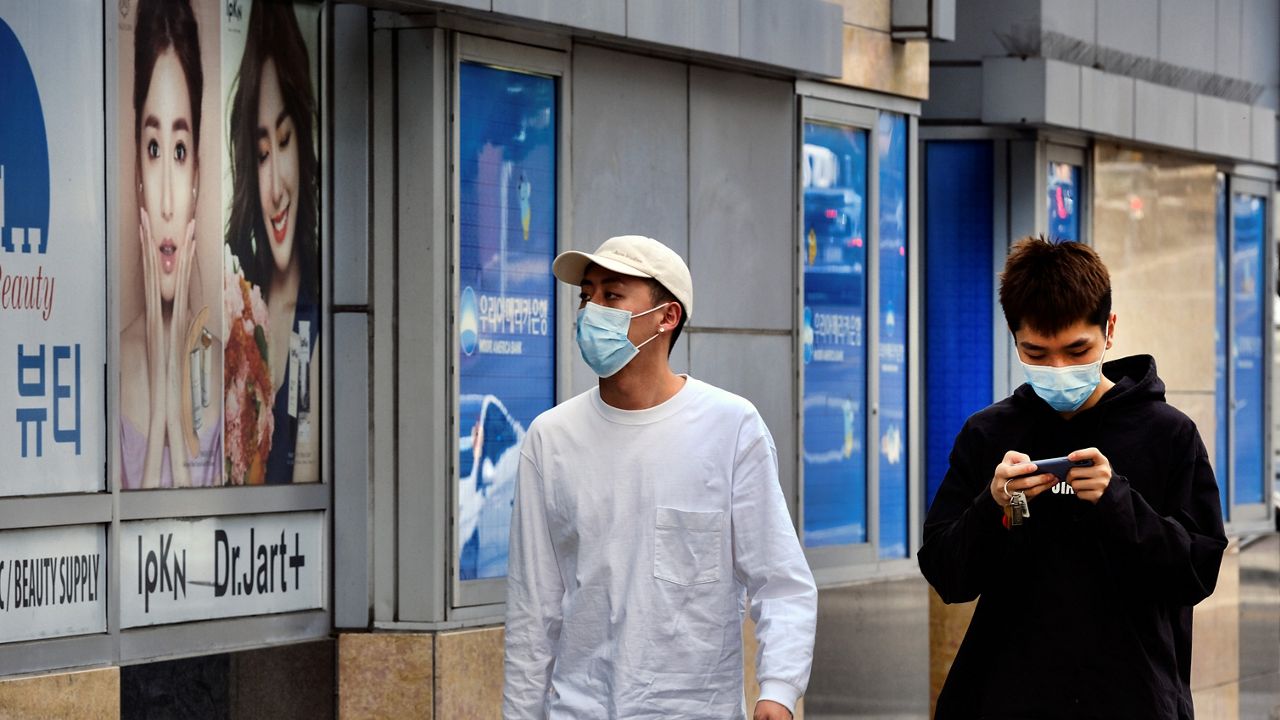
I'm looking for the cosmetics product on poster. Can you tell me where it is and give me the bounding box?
[117,0,226,489]
[0,525,106,644]
[120,511,323,627]
[457,62,557,582]
[222,0,323,486]
[0,3,106,496]
[801,121,869,549]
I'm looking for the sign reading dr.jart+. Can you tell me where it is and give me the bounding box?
[0,3,106,495]
[120,512,324,628]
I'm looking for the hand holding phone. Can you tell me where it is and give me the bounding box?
[1021,456,1093,482]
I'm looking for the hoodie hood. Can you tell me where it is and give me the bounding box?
[1014,354,1164,414]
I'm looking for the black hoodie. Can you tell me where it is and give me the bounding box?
[919,355,1227,719]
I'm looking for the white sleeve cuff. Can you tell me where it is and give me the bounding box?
[757,680,802,715]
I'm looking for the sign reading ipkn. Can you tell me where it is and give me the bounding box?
[0,2,106,495]
[0,525,106,644]
[121,512,323,628]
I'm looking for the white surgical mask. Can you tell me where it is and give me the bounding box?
[575,302,669,378]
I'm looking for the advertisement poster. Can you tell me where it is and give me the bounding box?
[116,0,321,489]
[1047,161,1080,242]
[456,62,557,581]
[0,525,106,644]
[801,121,868,548]
[0,2,106,495]
[876,113,908,559]
[120,511,323,627]
[1231,193,1266,505]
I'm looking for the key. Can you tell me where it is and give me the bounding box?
[1009,491,1030,526]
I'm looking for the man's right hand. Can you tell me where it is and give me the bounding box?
[989,451,1056,507]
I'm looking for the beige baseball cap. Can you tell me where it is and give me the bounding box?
[553,235,693,320]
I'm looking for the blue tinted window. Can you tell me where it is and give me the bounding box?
[802,122,868,548]
[1214,174,1229,518]
[1232,193,1266,506]
[877,113,908,559]
[925,142,994,507]
[457,63,557,580]
[1047,162,1080,242]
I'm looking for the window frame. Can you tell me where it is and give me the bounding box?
[1223,173,1275,533]
[447,34,571,613]
[796,88,923,585]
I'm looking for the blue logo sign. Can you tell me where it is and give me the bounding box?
[0,19,50,255]
[460,286,478,356]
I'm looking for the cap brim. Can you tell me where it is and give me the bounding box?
[552,251,653,286]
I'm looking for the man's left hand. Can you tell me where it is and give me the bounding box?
[1067,447,1112,504]
[754,700,793,720]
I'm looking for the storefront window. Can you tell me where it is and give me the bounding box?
[923,141,993,507]
[1215,174,1229,517]
[801,121,868,548]
[456,62,557,581]
[1231,192,1267,506]
[877,113,908,559]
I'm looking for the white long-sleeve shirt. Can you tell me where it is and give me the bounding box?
[503,377,817,719]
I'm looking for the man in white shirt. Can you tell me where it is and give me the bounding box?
[503,235,817,719]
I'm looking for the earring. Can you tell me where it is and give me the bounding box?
[658,327,665,333]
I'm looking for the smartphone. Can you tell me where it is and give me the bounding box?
[1020,456,1093,481]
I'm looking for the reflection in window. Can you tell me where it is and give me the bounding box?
[1047,161,1080,242]
[877,113,908,559]
[801,122,868,548]
[1232,193,1266,506]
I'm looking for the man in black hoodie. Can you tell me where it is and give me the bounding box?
[919,236,1227,719]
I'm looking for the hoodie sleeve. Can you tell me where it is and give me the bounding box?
[1090,425,1227,606]
[918,422,1011,604]
[731,416,817,716]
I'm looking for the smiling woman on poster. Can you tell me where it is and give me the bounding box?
[225,0,319,485]
[120,0,223,489]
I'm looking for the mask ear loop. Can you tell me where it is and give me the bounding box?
[632,302,673,350]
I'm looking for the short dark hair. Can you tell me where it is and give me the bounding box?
[646,279,686,356]
[999,235,1111,336]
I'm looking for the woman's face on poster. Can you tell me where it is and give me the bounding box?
[256,58,300,276]
[138,48,198,304]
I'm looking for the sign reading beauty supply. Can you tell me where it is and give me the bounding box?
[0,525,106,644]
[0,2,106,495]
[120,512,323,628]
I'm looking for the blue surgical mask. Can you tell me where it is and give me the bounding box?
[575,302,669,378]
[1020,346,1107,413]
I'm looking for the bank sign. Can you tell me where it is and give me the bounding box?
[120,512,323,628]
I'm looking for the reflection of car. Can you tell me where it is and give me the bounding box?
[804,187,864,268]
[458,393,526,579]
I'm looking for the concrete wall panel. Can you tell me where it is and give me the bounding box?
[1160,0,1217,74]
[492,0,625,35]
[1215,0,1243,79]
[739,0,842,76]
[1097,0,1157,58]
[1241,0,1280,110]
[1080,66,1135,138]
[689,67,794,331]
[1195,95,1251,159]
[1040,0,1095,44]
[1134,80,1196,149]
[627,0,738,57]
[1250,107,1277,165]
[689,332,797,515]
[930,0,1039,62]
[922,65,983,120]
[571,46,689,260]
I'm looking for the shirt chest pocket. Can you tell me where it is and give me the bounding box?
[654,507,724,586]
